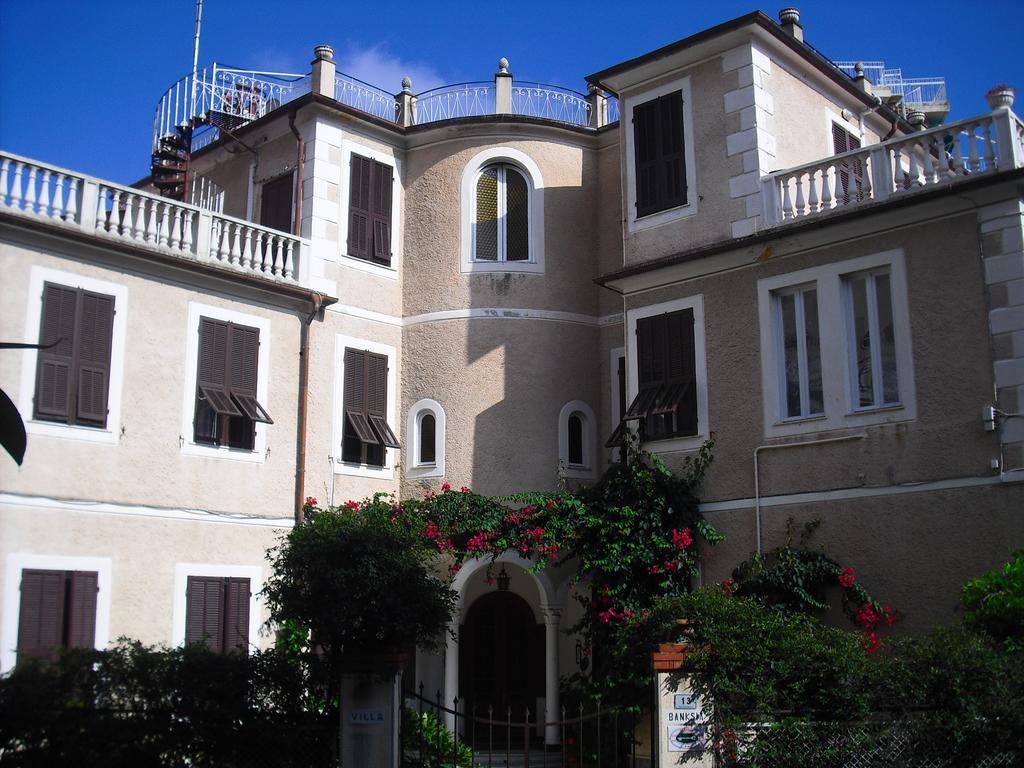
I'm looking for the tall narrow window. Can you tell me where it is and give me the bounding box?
[846,269,899,409]
[348,154,394,266]
[633,90,687,217]
[193,318,272,450]
[474,164,529,262]
[774,286,823,419]
[419,412,436,465]
[34,283,114,428]
[567,414,584,466]
[16,569,97,663]
[185,576,250,655]
[342,347,400,467]
[259,173,294,234]
[627,309,698,440]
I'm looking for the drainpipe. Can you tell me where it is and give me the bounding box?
[295,293,324,523]
[288,109,305,239]
[752,433,867,555]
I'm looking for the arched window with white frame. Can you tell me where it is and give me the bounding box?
[558,400,596,479]
[460,147,545,274]
[406,399,445,479]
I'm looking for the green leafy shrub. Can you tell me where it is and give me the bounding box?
[401,709,473,768]
[0,640,334,768]
[961,548,1024,653]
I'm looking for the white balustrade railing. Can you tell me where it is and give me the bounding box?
[334,73,398,122]
[1,152,307,285]
[762,109,1024,226]
[511,83,591,127]
[412,82,495,124]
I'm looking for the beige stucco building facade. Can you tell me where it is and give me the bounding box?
[1,8,1022,752]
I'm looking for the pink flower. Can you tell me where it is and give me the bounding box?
[343,499,360,511]
[862,630,880,653]
[305,496,318,507]
[883,606,897,626]
[460,486,471,493]
[648,564,661,574]
[721,577,735,594]
[447,563,462,576]
[838,566,856,589]
[441,482,451,491]
[856,603,880,629]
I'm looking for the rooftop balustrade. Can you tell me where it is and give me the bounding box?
[760,104,1024,227]
[0,151,309,287]
[152,55,619,152]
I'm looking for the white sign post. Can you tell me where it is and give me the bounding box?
[656,674,713,766]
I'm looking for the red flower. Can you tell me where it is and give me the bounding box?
[838,566,856,588]
[883,606,897,626]
[672,528,694,549]
[721,576,735,594]
[448,563,462,576]
[441,482,451,491]
[649,564,661,574]
[862,630,881,653]
[856,603,880,629]
[545,499,555,509]
[304,496,318,507]
[343,499,360,511]
[460,486,471,493]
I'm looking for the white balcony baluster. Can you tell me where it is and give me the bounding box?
[983,121,996,170]
[66,177,79,221]
[159,202,170,247]
[25,167,38,214]
[284,239,295,280]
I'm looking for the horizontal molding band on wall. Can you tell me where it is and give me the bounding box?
[699,472,1024,514]
[0,493,294,529]
[327,303,623,328]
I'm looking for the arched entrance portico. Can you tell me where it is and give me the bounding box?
[446,554,563,745]
[460,591,544,719]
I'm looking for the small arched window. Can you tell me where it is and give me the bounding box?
[558,400,596,479]
[419,412,436,465]
[474,164,529,263]
[406,399,445,478]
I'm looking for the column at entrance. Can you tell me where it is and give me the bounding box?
[542,606,561,746]
[443,607,461,732]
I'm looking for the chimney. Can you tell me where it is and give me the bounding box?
[779,8,803,42]
[311,44,336,98]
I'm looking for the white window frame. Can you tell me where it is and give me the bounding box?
[332,334,398,480]
[179,302,271,463]
[18,266,128,445]
[558,400,597,478]
[757,249,915,438]
[338,138,402,280]
[406,398,445,479]
[460,147,545,274]
[171,562,263,651]
[625,295,709,454]
[772,283,824,421]
[1,553,113,673]
[623,76,698,233]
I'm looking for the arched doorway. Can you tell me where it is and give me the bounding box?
[459,591,544,719]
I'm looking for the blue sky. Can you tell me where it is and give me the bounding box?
[1,0,1020,184]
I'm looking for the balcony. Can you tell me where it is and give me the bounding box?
[153,58,618,154]
[761,106,1024,227]
[0,151,311,288]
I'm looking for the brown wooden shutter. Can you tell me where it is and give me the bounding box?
[186,575,224,651]
[223,578,251,654]
[370,160,393,266]
[343,348,378,445]
[659,91,687,209]
[633,100,659,216]
[227,324,272,424]
[637,314,667,389]
[348,154,371,259]
[366,351,400,448]
[76,291,114,426]
[197,318,241,417]
[259,173,294,234]
[665,309,697,435]
[34,284,78,421]
[67,571,98,649]
[17,569,65,662]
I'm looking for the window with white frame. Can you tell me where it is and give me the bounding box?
[773,284,823,420]
[333,335,398,480]
[406,398,445,479]
[19,266,128,445]
[180,302,271,462]
[558,400,596,478]
[624,76,697,233]
[757,250,914,438]
[460,147,545,274]
[338,139,401,279]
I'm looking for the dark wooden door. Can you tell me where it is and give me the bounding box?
[460,591,544,721]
